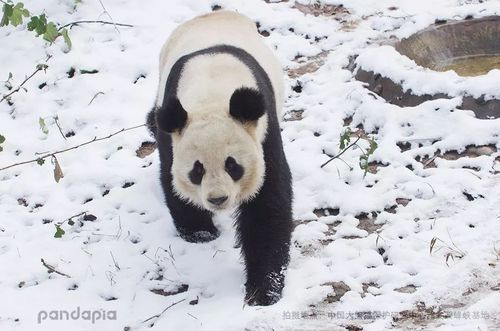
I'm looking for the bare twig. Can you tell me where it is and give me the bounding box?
[212,249,226,259]
[110,251,120,271]
[54,116,67,140]
[65,211,87,223]
[338,157,353,170]
[320,136,361,168]
[58,20,133,30]
[0,123,146,171]
[187,313,198,320]
[423,155,437,168]
[142,299,186,324]
[1,66,44,103]
[41,258,71,278]
[88,91,105,105]
[97,0,120,33]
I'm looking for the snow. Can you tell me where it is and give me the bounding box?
[1,0,499,330]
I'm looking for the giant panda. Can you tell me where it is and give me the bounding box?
[147,10,292,306]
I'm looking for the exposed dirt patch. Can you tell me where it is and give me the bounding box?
[284,109,304,121]
[150,284,189,297]
[293,3,350,17]
[439,144,497,160]
[361,282,380,297]
[314,207,340,218]
[393,301,450,329]
[356,212,382,234]
[396,198,412,207]
[415,144,497,169]
[288,51,330,78]
[394,285,417,293]
[136,141,156,158]
[323,281,350,303]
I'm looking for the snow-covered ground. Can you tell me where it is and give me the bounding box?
[1,0,499,330]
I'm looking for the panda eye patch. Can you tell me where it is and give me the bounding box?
[225,156,244,181]
[189,160,205,185]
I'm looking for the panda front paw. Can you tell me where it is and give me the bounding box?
[179,229,219,243]
[244,286,281,306]
[245,273,284,306]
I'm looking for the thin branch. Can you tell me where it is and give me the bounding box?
[54,116,67,140]
[423,155,437,168]
[88,91,105,105]
[0,124,146,171]
[142,299,186,324]
[320,136,361,168]
[337,157,353,170]
[1,67,42,104]
[58,20,134,30]
[41,258,71,278]
[110,251,121,271]
[98,0,120,33]
[353,143,368,157]
[1,55,51,103]
[63,211,87,224]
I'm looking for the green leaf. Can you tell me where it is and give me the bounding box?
[359,155,368,170]
[8,3,30,27]
[36,158,45,166]
[67,220,75,226]
[0,133,5,152]
[39,117,49,134]
[27,14,48,35]
[367,138,378,155]
[61,28,72,49]
[1,4,14,27]
[339,128,352,150]
[43,22,58,43]
[54,224,65,238]
[36,63,49,72]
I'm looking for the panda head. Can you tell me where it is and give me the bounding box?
[157,87,267,211]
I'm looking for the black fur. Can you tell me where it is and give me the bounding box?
[188,160,205,185]
[146,107,157,137]
[147,45,292,306]
[229,87,266,123]
[225,156,244,181]
[156,97,187,133]
[156,130,220,243]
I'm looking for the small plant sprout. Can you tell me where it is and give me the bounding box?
[321,127,378,176]
[429,234,466,266]
[53,211,87,238]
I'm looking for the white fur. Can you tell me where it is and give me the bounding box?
[156,11,284,116]
[156,11,284,211]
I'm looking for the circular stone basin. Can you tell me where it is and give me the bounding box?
[354,16,500,119]
[395,16,500,76]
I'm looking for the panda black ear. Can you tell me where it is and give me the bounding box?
[229,87,265,123]
[156,97,187,133]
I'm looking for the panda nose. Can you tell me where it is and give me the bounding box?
[208,196,228,206]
